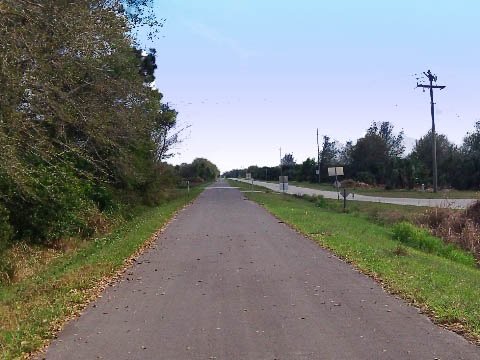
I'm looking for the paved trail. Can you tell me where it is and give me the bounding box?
[40,181,479,359]
[236,179,477,209]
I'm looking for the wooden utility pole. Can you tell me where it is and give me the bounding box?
[416,70,446,193]
[317,129,321,183]
[279,147,282,178]
[279,147,284,193]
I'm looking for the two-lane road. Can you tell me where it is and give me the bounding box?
[40,180,479,359]
[235,178,477,209]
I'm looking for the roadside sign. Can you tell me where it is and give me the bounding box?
[246,173,251,180]
[328,167,344,176]
[315,170,319,175]
[340,188,351,198]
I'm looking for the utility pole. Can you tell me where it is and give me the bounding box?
[279,147,282,178]
[416,70,446,193]
[280,147,284,193]
[317,128,321,183]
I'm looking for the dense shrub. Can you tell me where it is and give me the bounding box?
[0,204,14,283]
[0,204,13,252]
[0,0,204,246]
[178,158,219,182]
[356,171,376,185]
[340,179,357,188]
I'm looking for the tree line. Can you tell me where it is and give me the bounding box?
[224,120,480,190]
[0,1,218,249]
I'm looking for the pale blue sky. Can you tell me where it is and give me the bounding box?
[141,0,480,172]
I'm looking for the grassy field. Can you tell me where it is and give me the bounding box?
[0,185,206,360]
[262,180,480,199]
[229,179,480,343]
[240,180,430,224]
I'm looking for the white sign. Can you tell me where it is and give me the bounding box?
[315,170,319,175]
[246,173,252,179]
[328,167,344,176]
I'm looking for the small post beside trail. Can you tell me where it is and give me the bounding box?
[185,180,190,202]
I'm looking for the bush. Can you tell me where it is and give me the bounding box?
[341,179,357,188]
[466,199,480,226]
[391,222,476,267]
[356,171,376,185]
[315,195,328,208]
[418,203,480,266]
[0,204,13,251]
[0,252,15,284]
[302,194,327,208]
[0,205,15,283]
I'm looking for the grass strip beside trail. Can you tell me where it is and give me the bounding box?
[0,185,206,360]
[229,180,480,343]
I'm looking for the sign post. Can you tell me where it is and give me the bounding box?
[339,188,351,211]
[185,180,190,201]
[279,176,288,192]
[328,167,344,199]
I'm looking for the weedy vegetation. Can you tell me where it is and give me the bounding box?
[0,185,206,359]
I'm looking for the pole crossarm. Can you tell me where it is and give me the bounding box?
[416,84,446,90]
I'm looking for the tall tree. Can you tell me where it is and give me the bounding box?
[299,158,316,182]
[0,0,179,242]
[367,121,405,158]
[455,121,480,189]
[410,131,457,186]
[319,136,339,181]
[281,153,296,166]
[350,133,389,184]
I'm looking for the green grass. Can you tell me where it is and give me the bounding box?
[0,185,206,360]
[229,179,480,342]
[391,222,476,267]
[263,180,480,199]
[237,179,429,224]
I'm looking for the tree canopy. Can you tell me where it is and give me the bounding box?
[224,120,480,190]
[0,0,215,245]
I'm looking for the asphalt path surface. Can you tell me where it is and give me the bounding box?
[40,181,479,359]
[235,179,477,209]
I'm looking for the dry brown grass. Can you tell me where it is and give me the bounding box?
[418,201,480,265]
